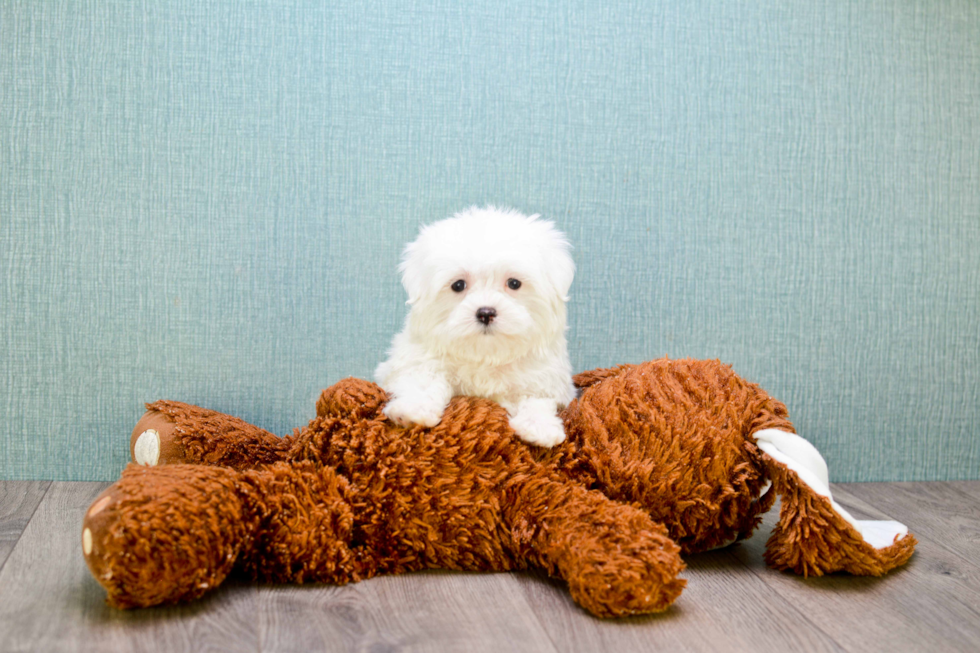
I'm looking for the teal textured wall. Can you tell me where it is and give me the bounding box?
[2,1,978,482]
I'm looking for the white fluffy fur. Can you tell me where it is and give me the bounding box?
[375,207,576,447]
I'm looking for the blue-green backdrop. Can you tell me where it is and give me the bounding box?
[2,1,978,481]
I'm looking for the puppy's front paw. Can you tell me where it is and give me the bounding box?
[383,396,445,428]
[508,400,566,447]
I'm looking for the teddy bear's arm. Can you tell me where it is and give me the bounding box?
[502,475,687,617]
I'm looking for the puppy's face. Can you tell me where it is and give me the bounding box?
[399,208,574,364]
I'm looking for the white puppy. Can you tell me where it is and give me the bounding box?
[375,207,576,447]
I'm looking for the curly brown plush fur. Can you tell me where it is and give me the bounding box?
[81,359,915,617]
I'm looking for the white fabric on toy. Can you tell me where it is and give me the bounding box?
[134,429,160,466]
[753,428,908,550]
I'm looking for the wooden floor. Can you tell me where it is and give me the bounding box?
[0,481,977,653]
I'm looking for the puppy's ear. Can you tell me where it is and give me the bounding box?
[398,239,426,305]
[534,216,575,301]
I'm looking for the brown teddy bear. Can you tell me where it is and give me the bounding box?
[80,359,916,618]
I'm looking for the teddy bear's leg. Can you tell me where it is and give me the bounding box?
[233,461,367,586]
[82,463,258,607]
[82,461,364,608]
[130,400,294,469]
[504,478,687,617]
[753,428,917,576]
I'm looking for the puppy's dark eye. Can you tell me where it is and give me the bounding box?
[507,278,522,290]
[451,279,466,293]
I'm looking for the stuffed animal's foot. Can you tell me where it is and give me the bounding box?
[82,464,255,608]
[130,401,293,469]
[754,428,917,576]
[82,462,364,609]
[130,410,185,466]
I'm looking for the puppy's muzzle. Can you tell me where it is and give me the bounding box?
[475,306,497,325]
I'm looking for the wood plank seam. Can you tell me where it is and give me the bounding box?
[719,546,850,652]
[0,480,52,574]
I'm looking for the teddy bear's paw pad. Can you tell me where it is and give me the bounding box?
[133,429,160,466]
[81,486,123,581]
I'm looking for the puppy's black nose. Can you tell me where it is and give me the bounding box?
[475,306,497,325]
